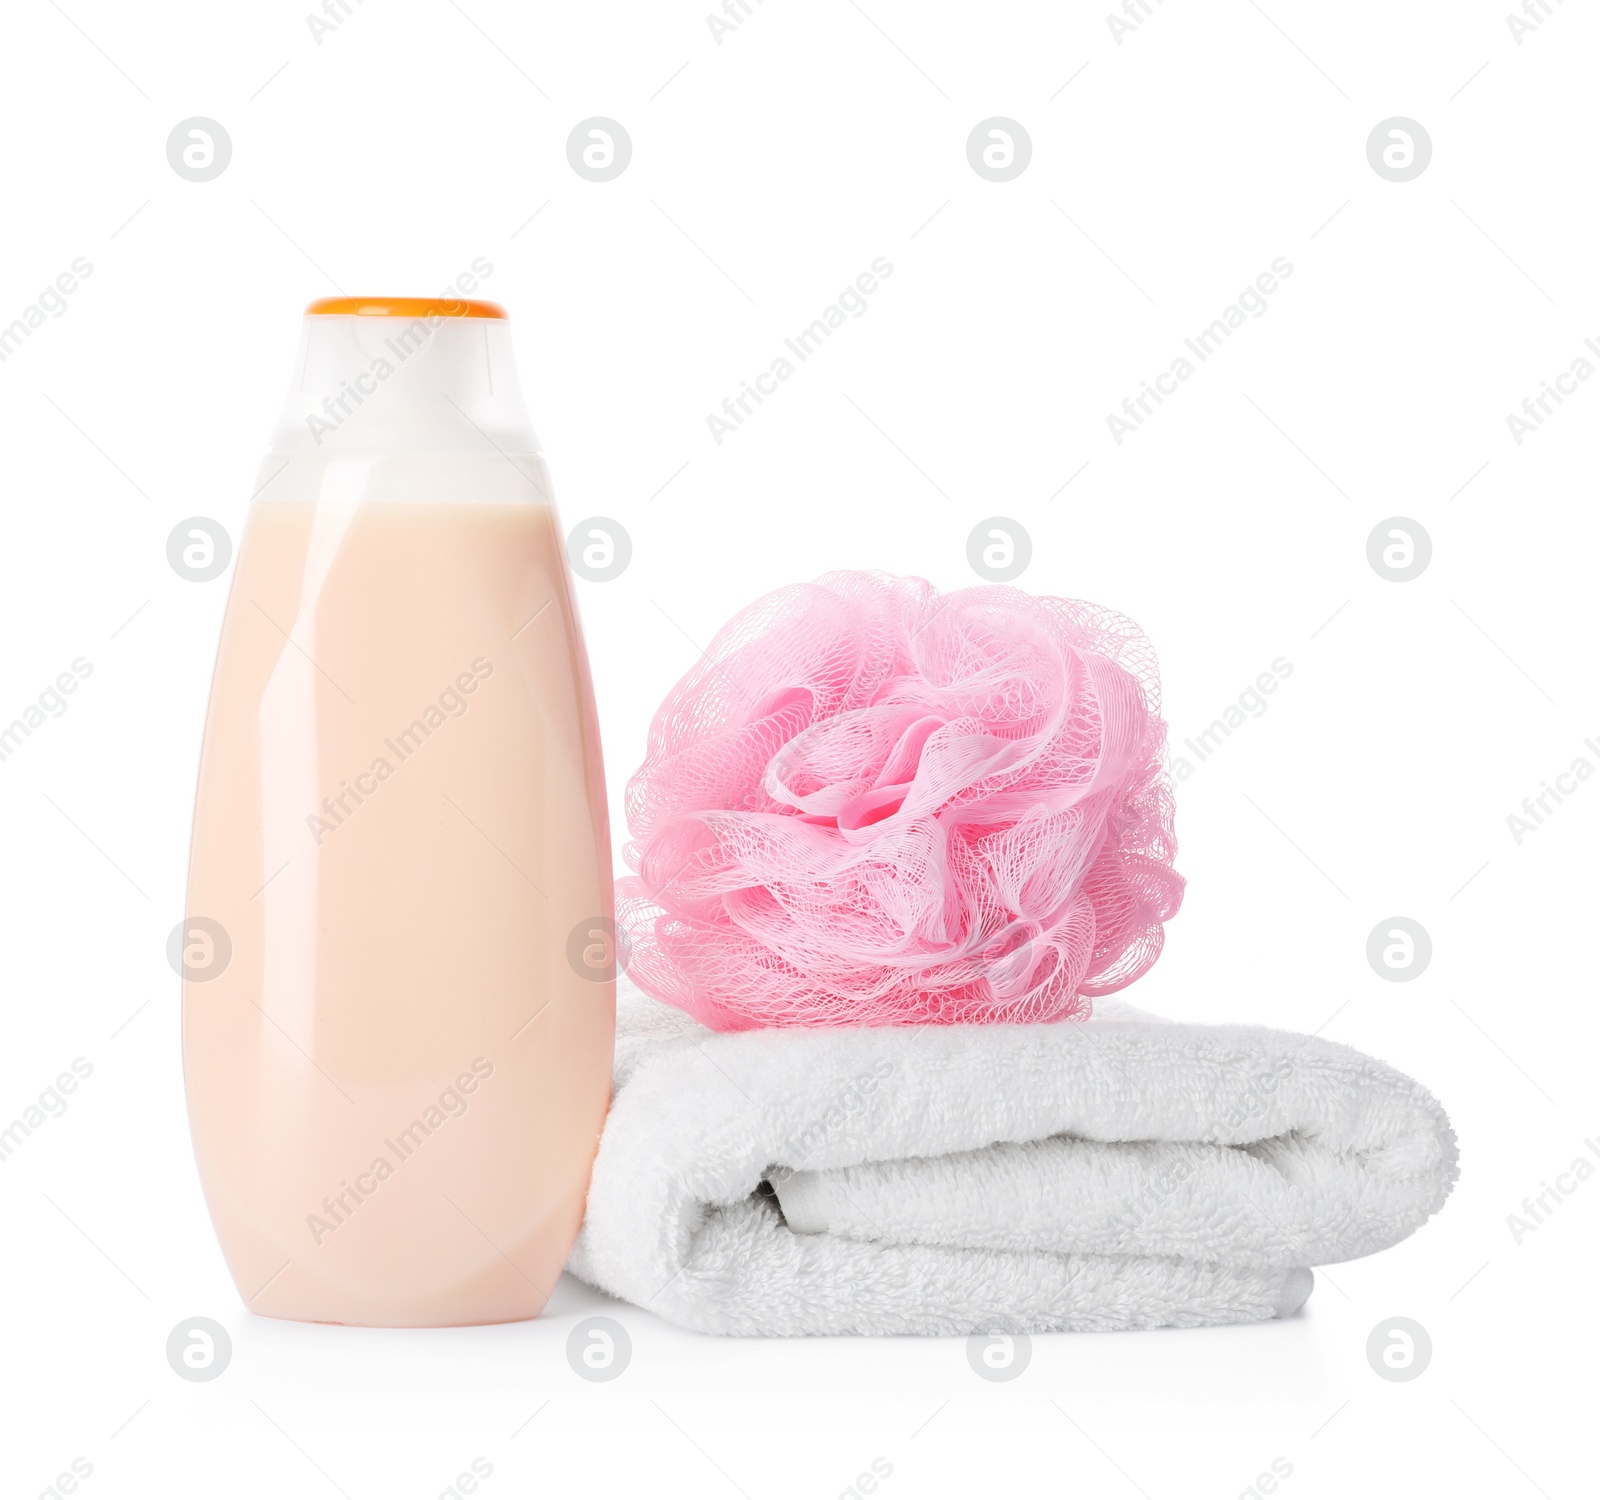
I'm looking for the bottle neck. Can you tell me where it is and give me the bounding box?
[270,314,540,455]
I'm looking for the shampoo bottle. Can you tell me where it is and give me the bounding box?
[181,296,614,1326]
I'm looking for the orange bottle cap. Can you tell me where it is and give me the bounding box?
[305,296,507,320]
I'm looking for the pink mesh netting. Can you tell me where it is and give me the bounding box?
[617,572,1183,1030]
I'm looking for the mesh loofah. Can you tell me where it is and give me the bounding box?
[617,572,1183,1030]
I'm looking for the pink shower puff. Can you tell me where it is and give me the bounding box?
[617,572,1183,1030]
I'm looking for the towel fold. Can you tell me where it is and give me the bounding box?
[567,980,1457,1336]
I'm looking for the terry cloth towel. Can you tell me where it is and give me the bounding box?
[567,979,1458,1337]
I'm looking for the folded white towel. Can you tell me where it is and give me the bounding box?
[567,980,1457,1336]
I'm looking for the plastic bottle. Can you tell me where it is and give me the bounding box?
[181,296,614,1326]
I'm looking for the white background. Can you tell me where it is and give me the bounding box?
[2,0,1596,1495]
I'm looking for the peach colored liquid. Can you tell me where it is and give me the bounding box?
[183,490,613,1326]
